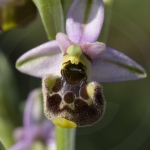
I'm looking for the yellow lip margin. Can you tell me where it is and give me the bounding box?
[52,117,77,128]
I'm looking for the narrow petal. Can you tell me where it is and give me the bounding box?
[16,40,63,78]
[90,47,147,82]
[56,32,73,54]
[23,88,43,131]
[82,42,106,61]
[9,140,31,150]
[23,88,55,141]
[66,0,104,44]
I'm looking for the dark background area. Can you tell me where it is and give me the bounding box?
[0,0,150,149]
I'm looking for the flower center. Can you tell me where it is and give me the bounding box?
[61,61,87,84]
[61,44,91,81]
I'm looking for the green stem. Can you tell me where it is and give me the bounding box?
[32,0,65,40]
[56,126,76,150]
[99,0,114,43]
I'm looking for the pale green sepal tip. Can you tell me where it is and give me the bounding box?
[143,72,147,78]
[123,64,147,79]
[139,72,147,79]
[15,58,38,70]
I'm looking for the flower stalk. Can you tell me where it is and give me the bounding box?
[32,0,65,40]
[56,127,76,150]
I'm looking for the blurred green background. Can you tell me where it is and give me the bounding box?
[0,0,150,149]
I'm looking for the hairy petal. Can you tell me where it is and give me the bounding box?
[16,40,63,78]
[56,32,73,54]
[91,47,147,82]
[82,42,106,61]
[66,0,104,44]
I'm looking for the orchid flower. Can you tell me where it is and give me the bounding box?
[9,88,56,150]
[16,0,146,128]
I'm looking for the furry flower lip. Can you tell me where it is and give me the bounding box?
[42,41,105,127]
[16,0,146,128]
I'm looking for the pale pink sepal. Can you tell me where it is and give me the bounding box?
[90,47,147,82]
[66,0,104,45]
[82,42,106,61]
[16,40,63,78]
[56,32,73,54]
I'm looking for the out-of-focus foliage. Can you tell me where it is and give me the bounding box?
[0,0,10,6]
[30,141,47,150]
[0,0,37,32]
[0,50,21,148]
[60,0,73,20]
[32,0,65,40]
[0,118,14,148]
[0,140,6,150]
[0,50,20,124]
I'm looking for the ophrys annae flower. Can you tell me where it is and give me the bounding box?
[16,0,146,128]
